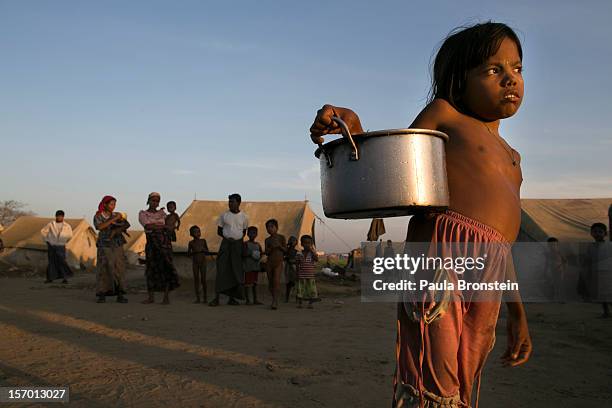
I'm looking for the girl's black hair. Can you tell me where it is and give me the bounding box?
[265,219,278,228]
[428,22,523,112]
[247,226,258,233]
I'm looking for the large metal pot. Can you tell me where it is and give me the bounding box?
[315,117,449,219]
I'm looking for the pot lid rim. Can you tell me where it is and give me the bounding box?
[314,128,449,158]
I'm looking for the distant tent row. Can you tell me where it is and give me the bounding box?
[0,218,147,272]
[127,200,317,276]
[182,200,316,251]
[517,198,611,242]
[513,198,612,302]
[0,201,318,275]
[128,200,316,252]
[0,216,98,271]
[2,199,609,279]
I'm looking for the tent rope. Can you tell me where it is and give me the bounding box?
[312,213,353,252]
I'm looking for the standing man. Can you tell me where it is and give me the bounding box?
[41,210,73,284]
[608,204,612,241]
[588,223,610,318]
[209,193,248,306]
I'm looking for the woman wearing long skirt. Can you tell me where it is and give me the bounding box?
[93,196,130,303]
[139,192,180,305]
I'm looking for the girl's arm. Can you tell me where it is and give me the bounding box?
[502,257,532,367]
[409,98,458,131]
[309,105,364,145]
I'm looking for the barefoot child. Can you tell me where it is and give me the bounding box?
[264,219,286,310]
[284,236,298,302]
[295,235,318,309]
[187,225,216,303]
[165,201,180,242]
[310,22,532,407]
[243,226,264,305]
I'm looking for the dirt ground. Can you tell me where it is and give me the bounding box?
[0,270,611,408]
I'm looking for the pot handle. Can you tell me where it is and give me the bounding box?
[331,116,359,161]
[317,142,334,168]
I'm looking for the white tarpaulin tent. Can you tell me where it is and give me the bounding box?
[514,198,612,302]
[518,198,611,242]
[0,216,98,272]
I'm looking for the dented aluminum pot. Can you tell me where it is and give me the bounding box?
[315,117,449,219]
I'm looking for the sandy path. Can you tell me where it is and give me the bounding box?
[0,274,610,407]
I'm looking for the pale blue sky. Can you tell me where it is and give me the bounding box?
[1,1,611,252]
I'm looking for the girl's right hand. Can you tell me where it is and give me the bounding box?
[309,104,364,144]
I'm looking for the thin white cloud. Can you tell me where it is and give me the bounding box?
[222,161,281,170]
[262,164,320,191]
[522,176,612,198]
[171,169,195,175]
[263,180,320,190]
[298,164,319,181]
[201,39,257,53]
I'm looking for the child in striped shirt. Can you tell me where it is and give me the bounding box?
[295,235,318,308]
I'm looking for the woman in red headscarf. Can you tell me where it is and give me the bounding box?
[93,195,130,303]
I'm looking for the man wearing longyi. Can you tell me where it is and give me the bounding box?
[310,22,532,408]
[209,193,248,306]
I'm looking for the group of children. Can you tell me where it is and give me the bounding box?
[187,217,320,309]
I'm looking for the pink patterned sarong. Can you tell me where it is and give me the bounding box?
[393,210,511,408]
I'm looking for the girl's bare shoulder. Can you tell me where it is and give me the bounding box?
[410,98,463,132]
